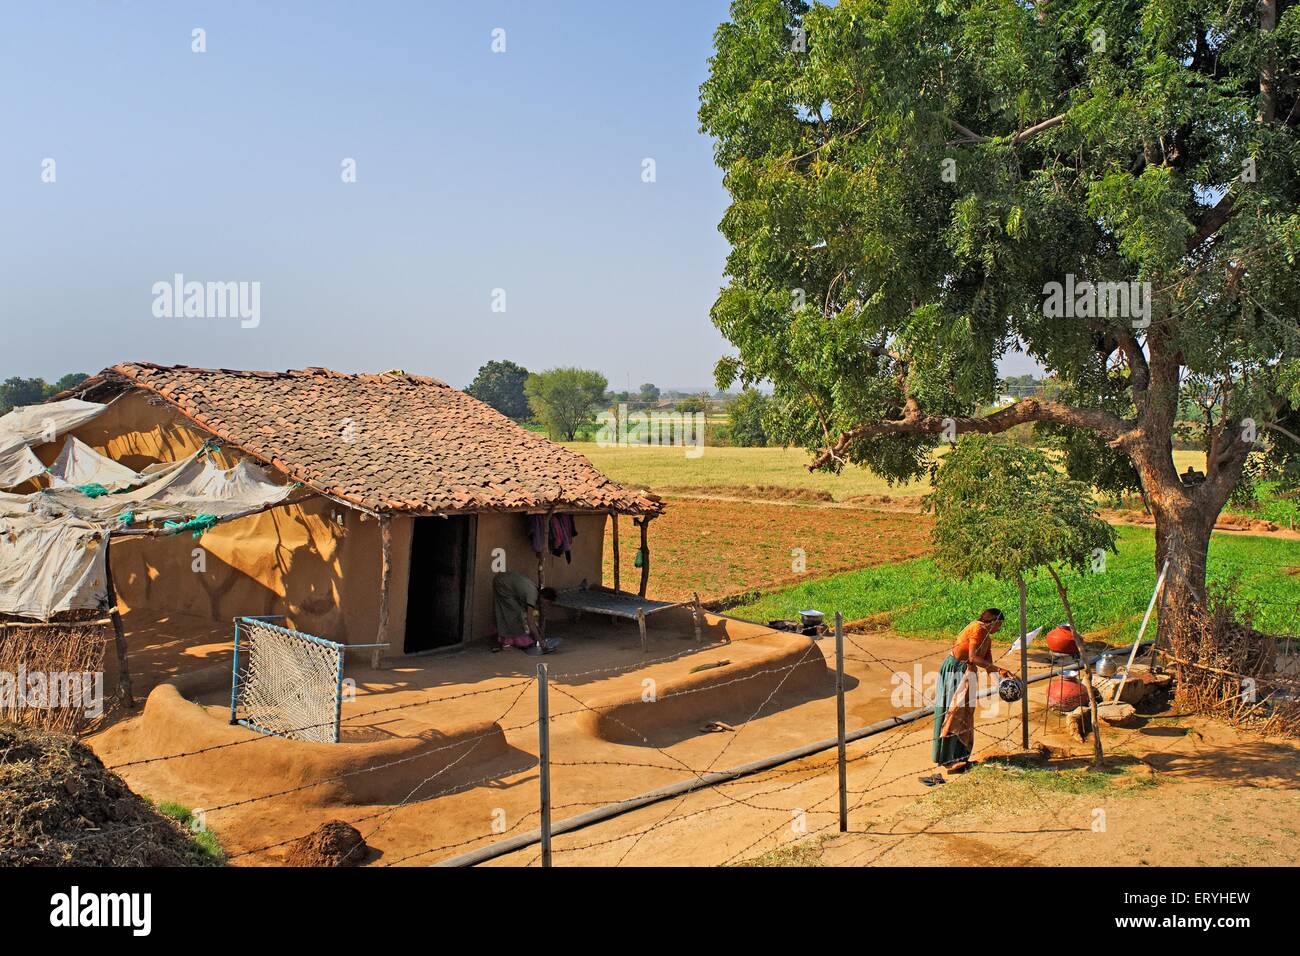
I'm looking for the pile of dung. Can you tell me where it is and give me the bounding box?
[0,721,213,866]
[284,820,368,866]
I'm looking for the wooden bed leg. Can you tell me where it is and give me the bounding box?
[692,591,702,643]
[637,607,647,654]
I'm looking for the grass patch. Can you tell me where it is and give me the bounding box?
[1235,480,1300,528]
[155,800,225,864]
[731,526,1300,640]
[732,835,828,867]
[915,763,1155,820]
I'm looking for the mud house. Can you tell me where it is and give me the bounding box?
[2,363,663,659]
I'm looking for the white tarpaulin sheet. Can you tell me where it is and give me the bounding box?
[0,398,108,492]
[0,446,45,489]
[0,447,295,525]
[0,425,298,619]
[0,514,107,620]
[48,436,141,490]
[0,398,107,455]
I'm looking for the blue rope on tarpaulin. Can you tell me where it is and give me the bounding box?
[162,514,219,539]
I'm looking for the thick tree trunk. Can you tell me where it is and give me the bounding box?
[1132,447,1223,648]
[1150,500,1215,632]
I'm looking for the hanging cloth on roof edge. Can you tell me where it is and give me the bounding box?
[525,512,578,563]
[550,513,577,563]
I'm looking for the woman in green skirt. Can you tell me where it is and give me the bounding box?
[930,608,1013,775]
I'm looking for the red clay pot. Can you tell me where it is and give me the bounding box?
[1047,675,1092,712]
[1045,625,1080,655]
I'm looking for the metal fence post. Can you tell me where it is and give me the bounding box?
[333,646,345,744]
[229,618,240,725]
[1017,574,1030,750]
[835,612,847,833]
[537,663,552,867]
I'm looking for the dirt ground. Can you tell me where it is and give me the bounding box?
[743,715,1300,868]
[83,607,1298,869]
[476,675,1300,869]
[604,495,933,603]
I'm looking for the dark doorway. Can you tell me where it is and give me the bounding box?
[404,516,473,653]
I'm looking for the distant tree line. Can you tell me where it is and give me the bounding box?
[0,374,90,415]
[465,359,779,447]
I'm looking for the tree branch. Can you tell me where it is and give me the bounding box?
[943,113,1066,147]
[1046,564,1104,767]
[809,398,1132,469]
[1113,327,1150,395]
[1187,193,1236,252]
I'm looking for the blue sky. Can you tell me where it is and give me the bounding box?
[1,1,739,390]
[2,1,1039,390]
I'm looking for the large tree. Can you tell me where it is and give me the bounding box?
[525,367,608,441]
[728,387,773,446]
[700,0,1300,635]
[466,359,531,419]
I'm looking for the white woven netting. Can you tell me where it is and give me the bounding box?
[234,619,341,743]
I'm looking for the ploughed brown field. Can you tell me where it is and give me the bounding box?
[603,495,933,604]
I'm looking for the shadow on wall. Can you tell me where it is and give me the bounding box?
[112,501,358,692]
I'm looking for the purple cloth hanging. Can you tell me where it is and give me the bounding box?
[528,514,546,554]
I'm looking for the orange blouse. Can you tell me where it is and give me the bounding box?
[951,621,992,663]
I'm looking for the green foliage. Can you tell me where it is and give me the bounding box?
[915,763,1153,819]
[0,377,49,414]
[466,359,531,420]
[926,436,1117,582]
[639,383,661,402]
[524,367,608,441]
[50,373,88,395]
[0,374,91,414]
[699,0,1300,495]
[727,388,772,446]
[676,395,707,414]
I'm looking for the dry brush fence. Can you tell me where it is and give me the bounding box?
[0,616,112,735]
[1163,583,1300,736]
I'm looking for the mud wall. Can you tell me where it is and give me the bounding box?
[469,512,606,639]
[57,391,412,645]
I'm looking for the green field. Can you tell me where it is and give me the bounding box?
[567,441,1208,503]
[729,526,1300,641]
[567,442,930,499]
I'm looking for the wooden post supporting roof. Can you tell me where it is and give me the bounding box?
[102,534,133,707]
[537,506,555,588]
[610,512,620,593]
[636,514,653,598]
[374,515,392,669]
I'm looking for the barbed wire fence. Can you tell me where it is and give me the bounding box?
[81,554,1295,866]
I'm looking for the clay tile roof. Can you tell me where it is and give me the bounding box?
[79,363,663,517]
